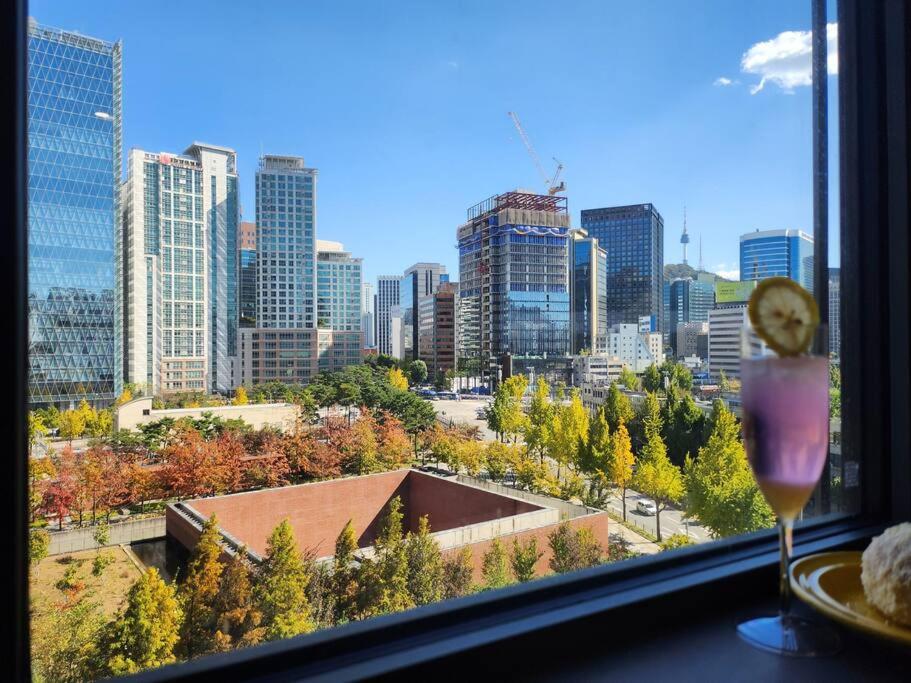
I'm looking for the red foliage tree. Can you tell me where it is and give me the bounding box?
[40,480,74,530]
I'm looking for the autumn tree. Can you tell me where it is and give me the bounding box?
[332,521,361,624]
[484,441,510,482]
[481,539,512,589]
[634,416,684,542]
[603,382,634,432]
[548,523,603,573]
[387,367,409,391]
[549,389,589,475]
[618,366,639,391]
[642,363,663,393]
[213,548,263,650]
[685,403,775,537]
[233,386,249,406]
[255,519,312,640]
[177,515,224,658]
[524,377,552,461]
[608,422,635,521]
[510,537,543,583]
[580,406,611,477]
[58,408,87,444]
[442,547,474,599]
[404,516,444,606]
[30,528,50,570]
[31,596,104,683]
[29,412,48,458]
[41,479,74,530]
[98,568,183,676]
[489,374,528,442]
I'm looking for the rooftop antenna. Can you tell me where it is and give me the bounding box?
[698,233,704,272]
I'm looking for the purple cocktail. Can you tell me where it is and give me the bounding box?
[741,356,829,521]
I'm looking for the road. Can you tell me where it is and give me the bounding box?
[432,398,713,544]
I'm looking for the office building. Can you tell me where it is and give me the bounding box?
[667,276,714,355]
[580,203,664,329]
[239,221,256,328]
[740,229,814,293]
[676,321,709,360]
[27,21,122,407]
[708,304,748,380]
[418,281,458,377]
[572,355,623,387]
[569,229,608,354]
[362,282,375,349]
[458,192,571,380]
[605,323,663,373]
[122,143,238,396]
[829,267,840,358]
[316,240,362,369]
[400,262,447,361]
[376,276,402,356]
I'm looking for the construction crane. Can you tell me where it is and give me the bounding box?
[507,111,566,195]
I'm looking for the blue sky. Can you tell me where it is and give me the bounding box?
[33,0,840,284]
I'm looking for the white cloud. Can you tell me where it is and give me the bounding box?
[741,22,837,94]
[444,60,460,70]
[714,264,740,280]
[713,77,735,87]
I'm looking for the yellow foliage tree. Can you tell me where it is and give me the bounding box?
[233,387,249,406]
[388,367,409,391]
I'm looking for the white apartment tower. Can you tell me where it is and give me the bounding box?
[122,143,239,396]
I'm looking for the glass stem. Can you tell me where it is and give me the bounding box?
[779,518,794,620]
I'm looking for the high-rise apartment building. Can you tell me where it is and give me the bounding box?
[458,192,571,374]
[239,221,256,328]
[376,276,401,356]
[418,281,458,377]
[667,276,714,356]
[122,143,239,395]
[362,282,375,349]
[740,229,814,293]
[580,203,664,329]
[829,267,840,358]
[27,21,122,407]
[569,229,608,354]
[399,263,447,361]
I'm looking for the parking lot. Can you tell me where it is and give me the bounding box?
[432,397,496,440]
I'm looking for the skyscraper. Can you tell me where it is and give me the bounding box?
[239,221,256,328]
[376,276,401,356]
[458,191,571,374]
[400,263,447,361]
[569,229,608,354]
[362,282,375,349]
[580,203,664,329]
[121,143,239,395]
[27,21,122,407]
[667,276,715,356]
[316,241,363,370]
[829,267,840,358]
[739,229,814,293]
[418,281,458,377]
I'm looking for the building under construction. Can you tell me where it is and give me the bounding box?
[457,191,572,385]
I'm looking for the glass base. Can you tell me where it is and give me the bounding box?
[737,614,842,657]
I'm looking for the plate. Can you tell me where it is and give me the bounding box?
[790,551,911,646]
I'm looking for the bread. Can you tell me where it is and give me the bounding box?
[861,522,911,626]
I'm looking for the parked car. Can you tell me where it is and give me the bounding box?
[637,499,658,516]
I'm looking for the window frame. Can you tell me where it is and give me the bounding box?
[4,1,910,681]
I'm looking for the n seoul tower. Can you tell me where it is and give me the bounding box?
[680,206,690,265]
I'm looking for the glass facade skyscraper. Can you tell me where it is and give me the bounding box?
[580,203,664,330]
[569,229,608,354]
[458,192,571,369]
[27,21,122,407]
[399,263,446,361]
[739,229,815,293]
[667,276,715,355]
[239,221,256,328]
[376,276,401,356]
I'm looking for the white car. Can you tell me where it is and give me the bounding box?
[637,499,658,516]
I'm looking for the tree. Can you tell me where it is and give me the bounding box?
[99,568,183,676]
[718,368,731,393]
[685,404,775,538]
[332,521,360,624]
[337,382,361,424]
[255,519,312,640]
[608,422,635,522]
[510,537,543,582]
[603,382,634,432]
[361,496,414,616]
[548,523,603,573]
[233,386,249,406]
[58,408,87,444]
[29,412,48,458]
[41,479,74,530]
[662,390,706,468]
[31,596,104,683]
[829,388,841,419]
[115,388,134,407]
[619,366,639,391]
[660,533,694,551]
[213,548,262,650]
[642,363,663,393]
[30,528,50,570]
[490,374,529,442]
[634,425,684,542]
[177,515,224,658]
[524,377,552,461]
[481,539,511,589]
[581,406,611,476]
[549,390,589,474]
[484,441,510,482]
[404,516,444,605]
[387,367,409,391]
[442,547,474,599]
[408,359,429,386]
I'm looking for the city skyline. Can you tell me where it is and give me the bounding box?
[31,0,840,285]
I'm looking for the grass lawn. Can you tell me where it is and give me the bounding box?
[30,546,144,618]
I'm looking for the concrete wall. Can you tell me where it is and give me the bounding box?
[454,475,601,519]
[48,516,166,555]
[115,396,299,432]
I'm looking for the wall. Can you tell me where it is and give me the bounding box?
[48,516,166,555]
[115,396,299,432]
